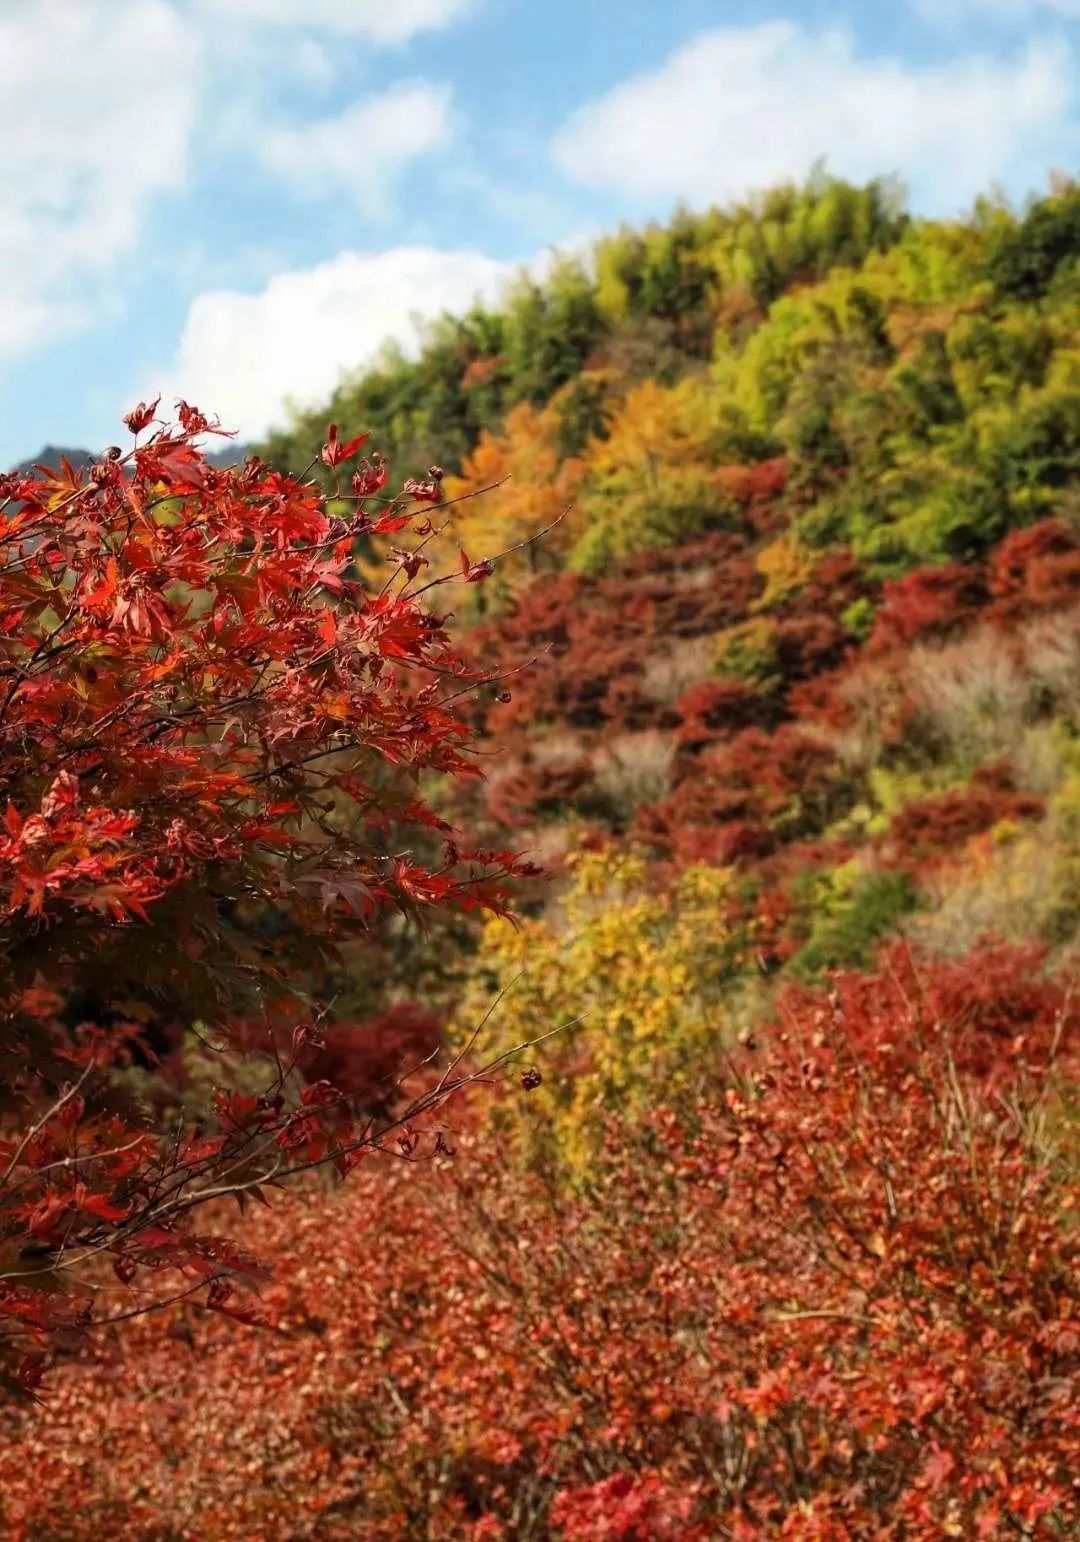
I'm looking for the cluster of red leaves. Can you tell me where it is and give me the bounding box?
[485,755,600,830]
[638,725,850,868]
[0,943,1074,1539]
[0,408,534,1393]
[870,518,1080,653]
[671,679,778,775]
[550,1473,703,1542]
[868,562,992,653]
[883,763,1046,868]
[472,538,761,738]
[298,1003,443,1109]
[713,456,791,530]
[987,519,1080,622]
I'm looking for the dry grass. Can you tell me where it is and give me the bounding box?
[642,635,717,705]
[908,607,1080,766]
[526,731,592,771]
[906,629,1035,764]
[592,729,676,821]
[831,605,1080,777]
[910,791,1080,960]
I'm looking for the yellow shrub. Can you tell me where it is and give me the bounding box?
[753,534,818,611]
[456,850,750,1170]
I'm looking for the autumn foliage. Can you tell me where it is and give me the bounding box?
[3,173,1080,1539]
[0,406,535,1398]
[1,945,1075,1538]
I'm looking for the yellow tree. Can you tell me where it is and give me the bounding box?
[443,402,584,598]
[571,377,733,573]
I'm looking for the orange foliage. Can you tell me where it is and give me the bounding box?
[443,401,583,577]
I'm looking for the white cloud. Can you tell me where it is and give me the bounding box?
[0,0,200,360]
[258,82,454,210]
[552,23,1076,213]
[192,0,475,45]
[157,247,518,439]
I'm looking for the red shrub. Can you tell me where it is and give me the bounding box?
[792,937,1076,1083]
[714,456,790,513]
[300,1004,443,1108]
[1,948,1074,1539]
[988,517,1080,621]
[885,764,1045,867]
[598,561,761,638]
[618,530,748,579]
[475,572,586,656]
[773,613,851,681]
[550,1472,703,1541]
[669,818,777,869]
[869,561,990,652]
[672,678,775,764]
[486,755,597,827]
[785,665,858,729]
[706,725,850,828]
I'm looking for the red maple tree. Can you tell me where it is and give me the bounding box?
[0,403,535,1398]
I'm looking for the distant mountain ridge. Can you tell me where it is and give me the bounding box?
[14,446,95,475]
[13,443,248,475]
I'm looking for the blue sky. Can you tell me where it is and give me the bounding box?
[2,0,1078,465]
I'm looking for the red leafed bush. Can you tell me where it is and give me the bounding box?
[785,665,859,730]
[672,817,777,869]
[0,410,531,1393]
[0,945,1074,1539]
[706,725,850,826]
[476,572,586,655]
[790,937,1075,1083]
[480,616,646,733]
[885,763,1046,867]
[672,678,775,764]
[485,755,597,827]
[988,517,1080,621]
[773,612,851,681]
[618,530,748,579]
[638,725,849,865]
[609,561,762,639]
[299,1004,443,1109]
[714,455,790,517]
[550,1472,704,1541]
[869,560,990,652]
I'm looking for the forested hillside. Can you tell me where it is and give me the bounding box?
[2,174,1078,1540]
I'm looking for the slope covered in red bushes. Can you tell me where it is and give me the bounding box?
[1,947,1075,1540]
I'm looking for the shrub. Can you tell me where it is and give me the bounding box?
[869,560,990,652]
[787,862,919,976]
[299,1004,443,1112]
[884,763,1045,868]
[453,850,750,1168]
[672,678,776,764]
[2,947,1074,1539]
[988,517,1080,621]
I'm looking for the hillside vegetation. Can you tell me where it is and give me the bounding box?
[2,173,1079,1540]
